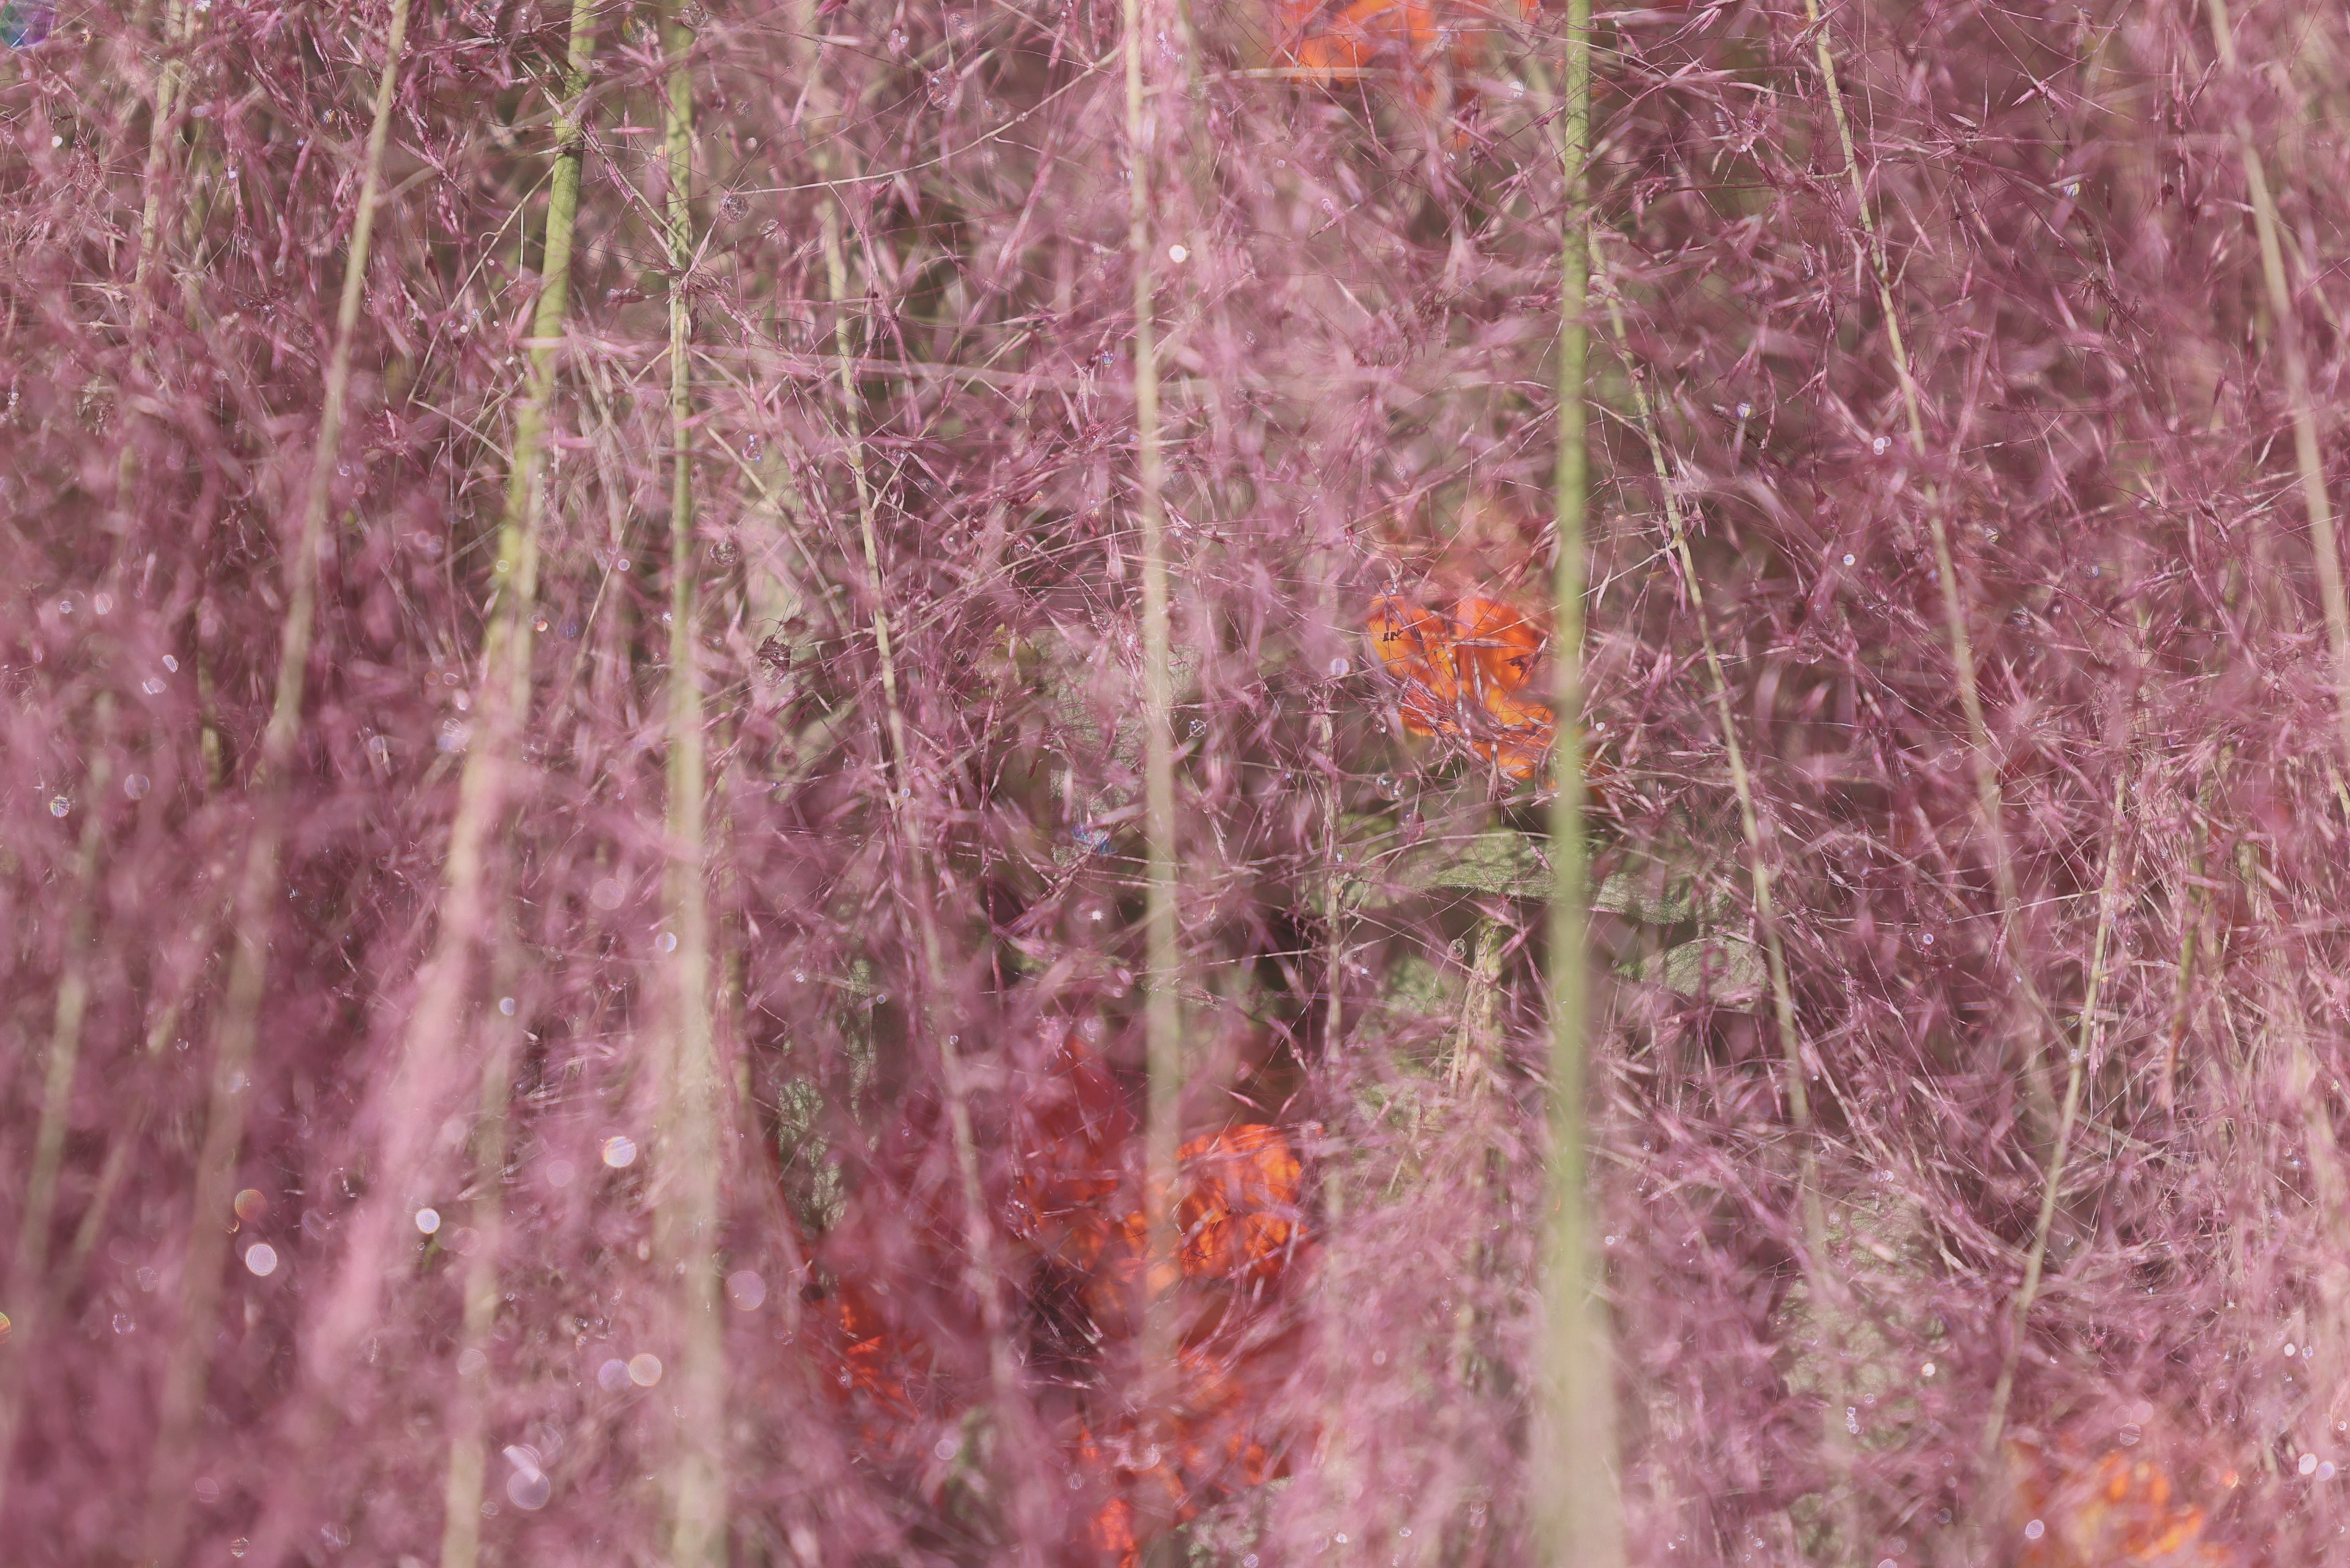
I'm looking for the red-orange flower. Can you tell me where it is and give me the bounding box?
[1367,592,1561,781]
[2010,1436,2235,1567]
[1276,0,1537,94]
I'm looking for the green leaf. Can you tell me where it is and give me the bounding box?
[1636,936,1766,1007]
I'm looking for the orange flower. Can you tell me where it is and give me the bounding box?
[1277,0,1539,94]
[2011,1437,2233,1566]
[1367,592,1561,781]
[1176,1124,1304,1285]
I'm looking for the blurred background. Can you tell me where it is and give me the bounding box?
[6,0,2350,1563]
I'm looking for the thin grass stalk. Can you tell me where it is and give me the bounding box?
[1124,0,1184,1424]
[2160,755,2228,1108]
[231,8,594,1556]
[0,717,110,1514]
[436,939,523,1568]
[655,9,728,1561]
[811,53,1042,1559]
[1797,0,2063,1127]
[61,973,200,1293]
[1535,2,1621,1562]
[1594,265,1858,1547]
[129,0,190,307]
[2204,0,2350,778]
[140,5,414,1555]
[1978,756,2135,1465]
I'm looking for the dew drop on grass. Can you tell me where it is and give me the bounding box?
[244,1244,278,1278]
[727,1270,767,1310]
[504,1446,551,1510]
[597,1359,631,1392]
[415,1208,441,1236]
[601,1135,637,1169]
[627,1353,663,1387]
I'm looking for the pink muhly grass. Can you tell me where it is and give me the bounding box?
[9,1,2350,1566]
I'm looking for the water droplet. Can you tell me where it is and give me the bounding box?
[1168,243,1188,264]
[655,931,679,954]
[504,1449,551,1510]
[627,1352,663,1387]
[1841,553,1856,566]
[1736,401,1752,418]
[1871,435,1889,455]
[2023,1520,2045,1541]
[2302,1452,2320,1477]
[415,1208,441,1235]
[92,592,112,615]
[1328,656,1350,678]
[934,1435,959,1461]
[889,25,908,49]
[2322,1461,2338,1481]
[545,1158,576,1189]
[457,1346,489,1377]
[602,1135,638,1169]
[728,1269,767,1310]
[590,878,626,911]
[1920,932,1934,946]
[48,796,69,818]
[162,654,179,671]
[244,1243,279,1277]
[229,1539,250,1559]
[598,1358,632,1392]
[112,1312,134,1333]
[1919,1361,1935,1378]
[234,1189,267,1222]
[498,996,517,1017]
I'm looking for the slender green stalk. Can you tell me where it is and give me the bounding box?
[130,0,192,307]
[1125,0,1185,1425]
[2206,0,2350,777]
[437,24,606,1561]
[1535,4,1622,1564]
[1979,759,2133,1463]
[811,68,1045,1564]
[655,11,728,1564]
[1799,0,2064,1130]
[0,723,111,1516]
[436,943,524,1568]
[142,4,414,1557]
[1594,266,1857,1545]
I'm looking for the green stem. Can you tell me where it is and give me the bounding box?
[1979,760,2133,1463]
[0,719,111,1518]
[1593,263,1857,1545]
[1126,0,1185,1429]
[1800,0,2064,1132]
[657,10,728,1564]
[1536,4,1622,1564]
[142,4,415,1558]
[2206,0,2350,782]
[427,21,611,1514]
